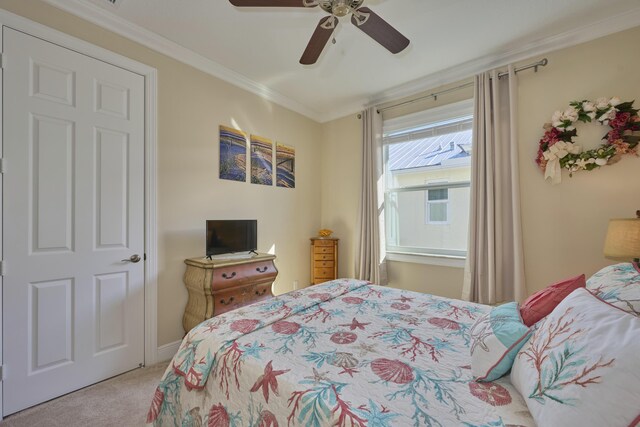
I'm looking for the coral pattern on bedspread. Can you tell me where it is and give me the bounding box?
[148,279,533,427]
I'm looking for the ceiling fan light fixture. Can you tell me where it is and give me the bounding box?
[332,0,350,17]
[319,0,363,17]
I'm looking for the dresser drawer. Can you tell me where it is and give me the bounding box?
[211,265,246,289]
[212,287,246,315]
[314,267,334,278]
[314,253,334,261]
[252,282,272,301]
[213,283,273,316]
[314,260,334,269]
[314,239,335,246]
[212,260,277,291]
[313,246,335,255]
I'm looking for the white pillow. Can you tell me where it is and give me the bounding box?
[510,288,640,427]
[587,262,640,316]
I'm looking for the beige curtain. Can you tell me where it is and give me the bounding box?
[355,107,388,285]
[462,66,526,304]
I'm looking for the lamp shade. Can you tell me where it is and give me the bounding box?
[603,218,640,260]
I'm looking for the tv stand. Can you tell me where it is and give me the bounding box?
[182,253,277,333]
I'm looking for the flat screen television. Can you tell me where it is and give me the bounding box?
[206,220,257,256]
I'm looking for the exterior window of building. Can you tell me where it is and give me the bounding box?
[426,186,449,224]
[383,99,472,259]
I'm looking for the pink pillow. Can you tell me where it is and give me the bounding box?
[519,274,586,326]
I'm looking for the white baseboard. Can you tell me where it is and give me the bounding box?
[156,340,181,362]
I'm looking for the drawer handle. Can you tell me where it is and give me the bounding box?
[256,266,268,273]
[222,272,236,279]
[255,288,267,296]
[220,296,235,305]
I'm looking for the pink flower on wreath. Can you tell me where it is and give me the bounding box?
[607,129,622,144]
[609,111,631,129]
[540,127,561,147]
[536,127,562,170]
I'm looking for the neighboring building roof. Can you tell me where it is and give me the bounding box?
[388,129,472,171]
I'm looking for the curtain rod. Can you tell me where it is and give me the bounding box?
[376,58,548,114]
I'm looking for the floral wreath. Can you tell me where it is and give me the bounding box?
[536,97,640,184]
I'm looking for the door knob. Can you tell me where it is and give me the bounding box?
[122,254,141,263]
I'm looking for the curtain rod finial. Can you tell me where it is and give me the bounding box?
[357,113,362,119]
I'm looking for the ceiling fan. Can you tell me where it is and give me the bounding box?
[229,0,410,65]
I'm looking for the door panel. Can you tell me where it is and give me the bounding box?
[3,27,145,415]
[31,114,75,253]
[95,272,128,353]
[95,128,129,248]
[29,279,74,373]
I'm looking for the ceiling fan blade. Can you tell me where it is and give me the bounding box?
[351,7,409,54]
[229,0,317,7]
[300,16,337,65]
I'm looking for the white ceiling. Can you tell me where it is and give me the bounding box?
[45,0,640,122]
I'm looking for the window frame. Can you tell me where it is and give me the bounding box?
[382,99,473,264]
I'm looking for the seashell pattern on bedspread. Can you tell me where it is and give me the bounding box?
[148,279,534,426]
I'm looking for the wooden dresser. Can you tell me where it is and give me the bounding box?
[310,238,339,285]
[182,253,277,333]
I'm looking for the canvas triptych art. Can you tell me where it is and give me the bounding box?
[250,135,273,186]
[219,125,294,188]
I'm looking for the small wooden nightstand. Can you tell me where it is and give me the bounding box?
[310,237,339,285]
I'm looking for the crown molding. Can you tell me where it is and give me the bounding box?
[41,0,323,122]
[359,6,640,114]
[41,0,640,124]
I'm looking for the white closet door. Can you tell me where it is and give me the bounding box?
[2,27,145,415]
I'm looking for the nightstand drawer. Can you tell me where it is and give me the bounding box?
[314,260,334,269]
[314,246,334,254]
[314,267,334,278]
[314,253,334,261]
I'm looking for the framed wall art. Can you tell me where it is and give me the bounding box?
[276,143,295,188]
[219,125,247,182]
[250,134,273,185]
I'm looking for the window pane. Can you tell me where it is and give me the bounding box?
[429,202,447,222]
[428,188,448,201]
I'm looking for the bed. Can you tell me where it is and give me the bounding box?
[147,278,534,426]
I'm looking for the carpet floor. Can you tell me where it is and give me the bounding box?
[0,362,169,427]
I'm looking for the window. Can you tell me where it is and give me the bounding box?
[426,186,449,224]
[383,99,472,260]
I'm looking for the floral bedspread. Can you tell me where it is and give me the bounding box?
[148,279,533,427]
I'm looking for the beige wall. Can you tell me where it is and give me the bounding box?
[321,25,640,299]
[0,0,323,346]
[319,114,362,279]
[516,25,640,294]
